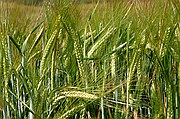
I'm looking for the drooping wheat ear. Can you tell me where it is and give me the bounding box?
[61,91,98,99]
[51,95,66,106]
[40,29,58,77]
[52,91,98,106]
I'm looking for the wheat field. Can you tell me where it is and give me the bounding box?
[0,0,179,119]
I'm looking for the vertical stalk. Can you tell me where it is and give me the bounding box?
[125,23,131,119]
[7,36,12,65]
[22,53,26,117]
[83,28,88,89]
[126,67,129,119]
[55,69,58,95]
[178,63,180,118]
[7,36,14,118]
[111,46,117,117]
[16,77,21,119]
[29,91,33,119]
[3,57,10,119]
[101,96,104,119]
[101,60,107,119]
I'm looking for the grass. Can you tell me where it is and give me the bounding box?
[0,0,180,119]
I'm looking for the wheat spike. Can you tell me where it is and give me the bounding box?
[40,29,58,77]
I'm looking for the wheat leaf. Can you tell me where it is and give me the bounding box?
[28,27,44,56]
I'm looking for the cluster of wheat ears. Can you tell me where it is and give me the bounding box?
[0,0,179,119]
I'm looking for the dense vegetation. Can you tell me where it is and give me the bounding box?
[0,0,179,119]
[0,0,43,5]
[1,0,94,5]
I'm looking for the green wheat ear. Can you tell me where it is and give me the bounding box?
[40,29,58,77]
[61,17,86,85]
